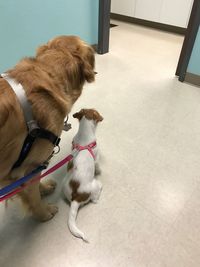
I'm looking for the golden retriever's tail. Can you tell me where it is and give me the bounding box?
[68,200,89,243]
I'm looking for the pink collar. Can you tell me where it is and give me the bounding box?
[72,141,97,159]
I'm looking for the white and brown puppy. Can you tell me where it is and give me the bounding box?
[63,109,103,242]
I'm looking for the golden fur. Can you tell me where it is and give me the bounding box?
[0,35,95,221]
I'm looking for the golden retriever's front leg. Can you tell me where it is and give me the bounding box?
[20,181,58,221]
[39,180,57,197]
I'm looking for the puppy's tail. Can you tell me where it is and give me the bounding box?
[68,200,89,243]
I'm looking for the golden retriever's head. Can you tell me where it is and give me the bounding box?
[36,36,95,103]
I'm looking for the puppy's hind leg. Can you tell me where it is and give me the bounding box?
[91,180,102,204]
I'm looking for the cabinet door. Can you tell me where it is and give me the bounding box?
[160,0,193,27]
[134,0,163,22]
[111,0,136,17]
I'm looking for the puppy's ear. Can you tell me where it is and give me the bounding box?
[94,112,103,123]
[97,115,104,122]
[73,110,84,120]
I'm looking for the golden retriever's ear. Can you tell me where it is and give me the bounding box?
[36,45,48,57]
[82,61,95,83]
[82,46,95,83]
[73,110,84,120]
[74,46,95,83]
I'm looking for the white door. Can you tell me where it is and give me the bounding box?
[160,0,193,27]
[134,0,163,22]
[111,0,136,17]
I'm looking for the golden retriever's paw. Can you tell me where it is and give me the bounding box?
[34,204,58,222]
[47,203,58,217]
[39,180,57,197]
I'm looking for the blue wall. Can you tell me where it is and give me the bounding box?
[187,27,200,75]
[0,0,99,72]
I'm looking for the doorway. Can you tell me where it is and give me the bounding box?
[176,0,200,84]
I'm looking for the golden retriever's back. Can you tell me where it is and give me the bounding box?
[0,78,26,178]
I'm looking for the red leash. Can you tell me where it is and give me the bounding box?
[0,153,73,202]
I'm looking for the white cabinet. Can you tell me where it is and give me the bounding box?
[111,0,136,17]
[160,0,193,27]
[111,0,193,28]
[134,0,163,22]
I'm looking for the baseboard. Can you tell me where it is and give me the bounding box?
[110,13,186,35]
[185,72,200,87]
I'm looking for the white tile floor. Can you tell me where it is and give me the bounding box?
[1,20,200,267]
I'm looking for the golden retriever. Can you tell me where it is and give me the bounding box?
[0,35,95,221]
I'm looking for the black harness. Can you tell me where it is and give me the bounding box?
[1,73,61,169]
[12,127,60,169]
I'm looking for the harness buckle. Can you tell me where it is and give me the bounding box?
[54,144,60,154]
[29,128,40,139]
[27,120,40,135]
[54,137,61,147]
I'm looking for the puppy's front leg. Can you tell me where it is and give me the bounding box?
[95,163,101,176]
[20,180,58,222]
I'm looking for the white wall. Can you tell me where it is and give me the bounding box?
[0,0,99,72]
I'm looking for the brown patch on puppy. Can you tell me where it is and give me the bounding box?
[69,180,90,202]
[73,109,103,123]
[67,160,74,172]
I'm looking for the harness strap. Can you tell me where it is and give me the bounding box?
[36,128,61,146]
[1,73,39,132]
[72,141,96,159]
[12,128,60,169]
[1,73,61,169]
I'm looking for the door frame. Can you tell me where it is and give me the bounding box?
[97,0,111,54]
[176,0,200,81]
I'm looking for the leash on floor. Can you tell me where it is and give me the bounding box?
[0,153,73,202]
